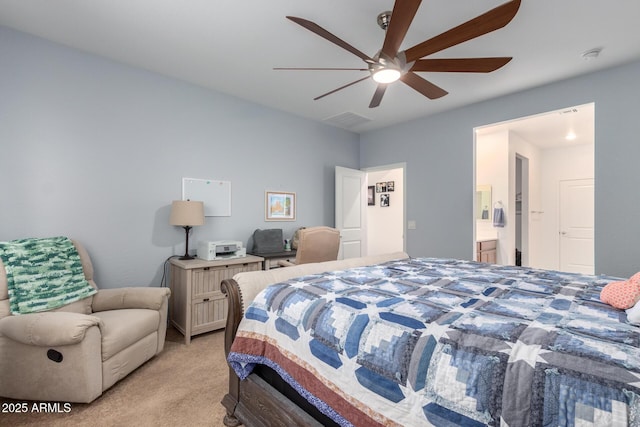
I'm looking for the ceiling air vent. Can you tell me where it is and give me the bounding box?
[323,112,372,129]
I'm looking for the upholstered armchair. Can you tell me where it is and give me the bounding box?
[0,238,171,403]
[278,226,340,267]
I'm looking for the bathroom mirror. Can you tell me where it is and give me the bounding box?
[476,185,492,220]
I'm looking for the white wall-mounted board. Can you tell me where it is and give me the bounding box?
[182,177,231,217]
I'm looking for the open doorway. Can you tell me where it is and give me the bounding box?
[364,164,405,256]
[474,103,594,273]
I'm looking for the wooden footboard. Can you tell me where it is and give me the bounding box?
[220,278,322,427]
[225,372,324,427]
[221,278,242,426]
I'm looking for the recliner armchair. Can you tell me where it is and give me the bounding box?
[0,239,171,403]
[278,226,340,267]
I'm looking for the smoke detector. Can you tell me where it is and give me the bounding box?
[582,47,602,61]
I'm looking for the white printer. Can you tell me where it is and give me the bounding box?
[197,240,246,261]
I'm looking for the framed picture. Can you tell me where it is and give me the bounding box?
[380,193,390,207]
[376,182,387,193]
[387,181,395,192]
[367,186,375,206]
[265,191,296,221]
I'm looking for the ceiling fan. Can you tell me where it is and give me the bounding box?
[275,0,521,108]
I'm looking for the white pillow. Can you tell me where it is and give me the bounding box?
[626,300,640,325]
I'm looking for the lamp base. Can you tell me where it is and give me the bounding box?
[180,225,195,261]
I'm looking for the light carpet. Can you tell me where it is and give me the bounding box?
[0,327,229,426]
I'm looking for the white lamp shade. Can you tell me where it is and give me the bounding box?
[170,200,205,226]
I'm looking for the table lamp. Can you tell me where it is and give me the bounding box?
[170,200,205,260]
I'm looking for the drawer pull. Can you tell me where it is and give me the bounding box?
[203,298,210,302]
[203,267,210,271]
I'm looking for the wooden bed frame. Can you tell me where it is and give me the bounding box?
[221,278,324,427]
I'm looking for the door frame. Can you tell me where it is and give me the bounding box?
[473,103,595,270]
[515,154,530,266]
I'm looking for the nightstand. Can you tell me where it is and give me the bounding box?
[169,255,263,344]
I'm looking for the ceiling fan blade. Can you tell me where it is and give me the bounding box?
[380,0,421,60]
[410,57,512,73]
[401,72,448,99]
[314,76,371,101]
[287,16,374,63]
[369,84,387,108]
[274,67,368,71]
[404,0,521,62]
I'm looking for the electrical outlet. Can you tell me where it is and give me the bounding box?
[408,220,416,230]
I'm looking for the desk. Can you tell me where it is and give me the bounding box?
[249,250,297,270]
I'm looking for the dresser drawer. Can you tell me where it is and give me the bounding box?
[190,262,261,299]
[192,294,228,333]
[476,239,497,264]
[477,240,497,251]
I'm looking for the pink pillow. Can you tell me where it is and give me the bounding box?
[601,272,640,309]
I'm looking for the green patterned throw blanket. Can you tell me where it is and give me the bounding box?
[0,236,97,315]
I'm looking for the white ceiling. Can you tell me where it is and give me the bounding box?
[476,102,595,149]
[0,0,639,138]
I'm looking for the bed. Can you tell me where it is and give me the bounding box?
[221,253,640,426]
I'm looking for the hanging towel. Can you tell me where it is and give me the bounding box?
[493,206,505,228]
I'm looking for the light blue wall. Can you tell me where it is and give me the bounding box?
[2,25,639,285]
[361,59,640,278]
[0,26,360,288]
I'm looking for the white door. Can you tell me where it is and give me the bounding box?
[335,166,366,260]
[559,179,594,274]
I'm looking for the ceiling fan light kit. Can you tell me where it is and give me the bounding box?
[372,68,401,84]
[278,0,521,108]
[369,57,402,83]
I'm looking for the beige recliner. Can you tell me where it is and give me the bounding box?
[0,240,171,403]
[279,226,340,267]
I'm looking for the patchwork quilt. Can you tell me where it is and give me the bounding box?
[227,258,640,426]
